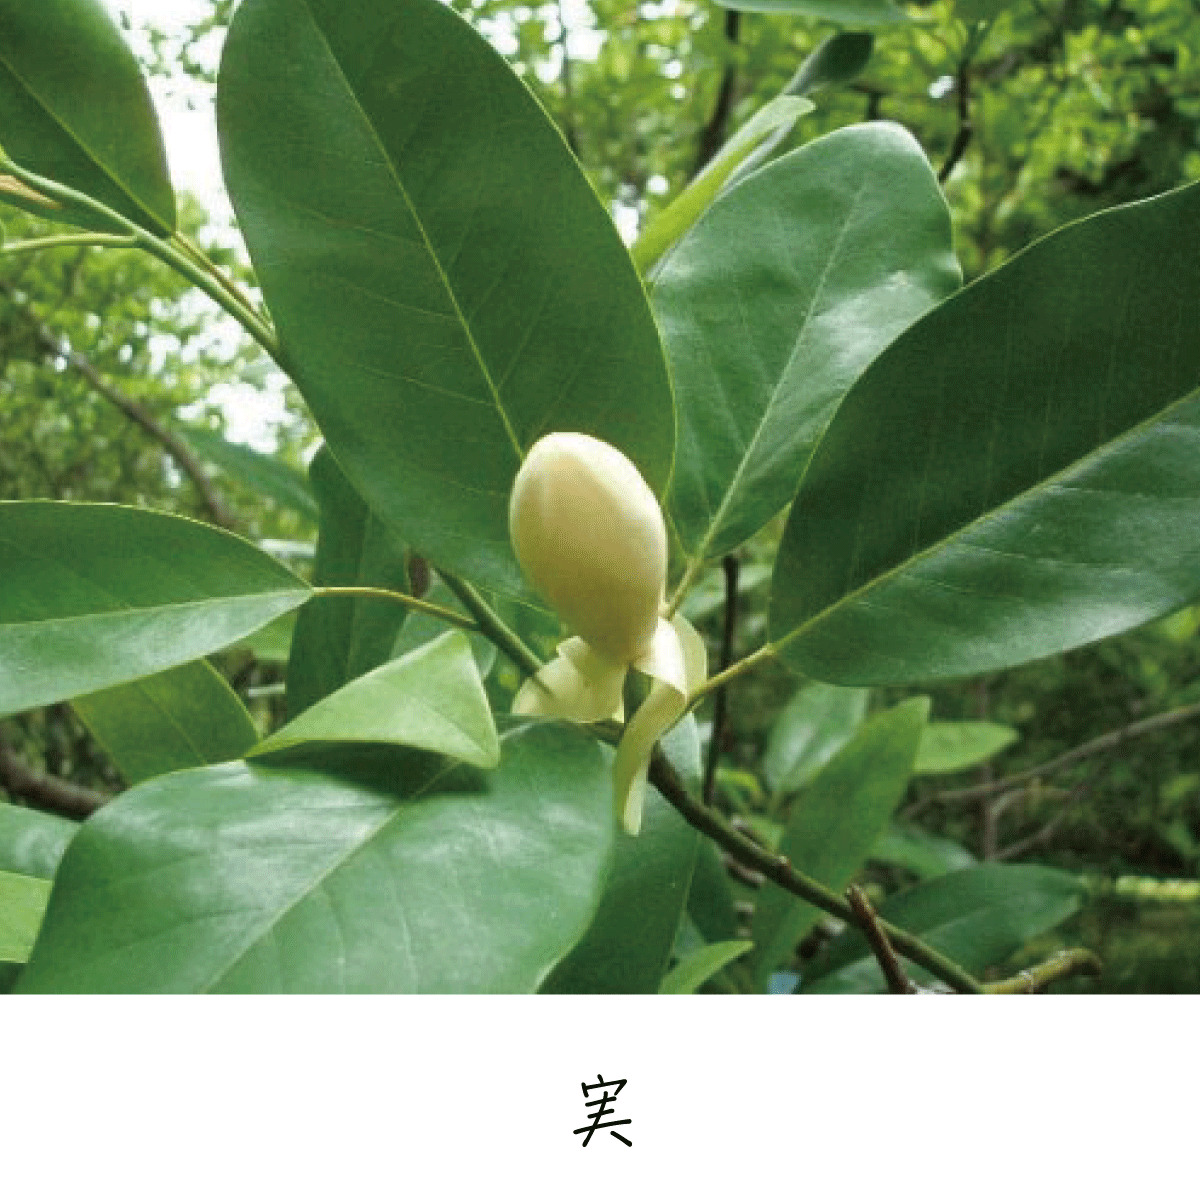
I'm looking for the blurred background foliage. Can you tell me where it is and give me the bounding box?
[4,0,1200,990]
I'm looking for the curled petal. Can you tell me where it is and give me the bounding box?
[513,637,626,723]
[613,614,708,835]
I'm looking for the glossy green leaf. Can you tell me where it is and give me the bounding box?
[218,0,674,600]
[0,502,310,718]
[686,836,740,944]
[257,632,499,769]
[801,864,1086,993]
[659,939,753,994]
[869,822,977,880]
[915,720,1019,775]
[389,578,497,679]
[772,180,1200,686]
[0,868,51,963]
[762,681,870,796]
[717,0,909,21]
[19,723,612,992]
[657,123,959,570]
[0,0,175,234]
[540,715,701,993]
[632,95,813,273]
[180,428,318,524]
[234,611,296,663]
[751,697,929,985]
[72,660,258,787]
[0,803,76,879]
[287,447,412,716]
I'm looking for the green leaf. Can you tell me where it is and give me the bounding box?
[179,428,318,524]
[541,784,698,993]
[914,720,1019,775]
[72,660,259,787]
[869,822,977,880]
[762,681,870,796]
[19,723,612,992]
[287,447,412,716]
[659,939,754,994]
[0,0,175,234]
[233,611,296,663]
[0,803,76,879]
[632,95,813,273]
[801,864,1086,993]
[772,180,1200,686]
[218,0,674,600]
[0,868,51,963]
[751,697,929,985]
[657,123,959,569]
[256,631,499,769]
[686,837,741,944]
[0,502,310,718]
[716,0,910,25]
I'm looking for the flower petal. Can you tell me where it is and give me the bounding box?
[614,614,708,835]
[513,638,626,723]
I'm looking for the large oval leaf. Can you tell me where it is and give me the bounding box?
[217,0,674,600]
[73,660,259,787]
[772,180,1200,685]
[0,804,76,880]
[0,868,50,964]
[656,123,959,571]
[0,0,175,233]
[18,724,613,993]
[0,502,310,717]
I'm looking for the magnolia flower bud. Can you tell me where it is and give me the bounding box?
[509,432,706,836]
[509,432,666,664]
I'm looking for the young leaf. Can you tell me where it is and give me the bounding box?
[218,0,674,600]
[762,681,870,796]
[659,939,753,994]
[914,721,1019,775]
[19,724,612,992]
[287,447,412,716]
[656,123,959,573]
[0,0,175,234]
[801,864,1086,993]
[0,502,310,717]
[255,632,499,769]
[0,868,51,963]
[0,804,77,880]
[771,180,1200,686]
[72,661,259,787]
[751,697,929,986]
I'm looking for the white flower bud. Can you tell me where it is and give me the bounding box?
[509,432,667,664]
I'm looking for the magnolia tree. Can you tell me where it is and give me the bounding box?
[2,0,1199,994]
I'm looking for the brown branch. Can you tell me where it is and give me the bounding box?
[691,10,741,177]
[0,732,106,818]
[984,948,1102,994]
[846,884,915,994]
[933,701,1200,807]
[701,554,739,807]
[938,60,973,183]
[0,281,238,530]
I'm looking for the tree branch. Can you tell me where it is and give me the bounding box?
[846,884,915,994]
[691,10,742,177]
[938,59,973,183]
[984,948,1102,993]
[701,554,739,807]
[0,731,106,818]
[0,281,239,530]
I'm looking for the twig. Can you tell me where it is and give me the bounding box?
[688,643,776,707]
[310,585,479,632]
[701,555,739,807]
[0,284,239,530]
[436,571,544,678]
[691,10,742,177]
[645,745,986,993]
[846,885,915,994]
[934,701,1200,806]
[938,59,974,183]
[0,732,106,818]
[984,948,1102,994]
